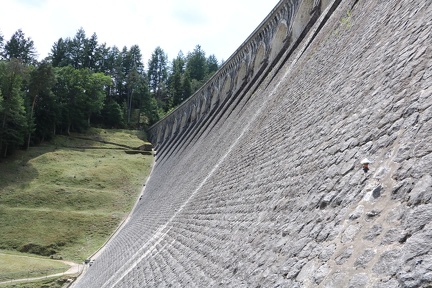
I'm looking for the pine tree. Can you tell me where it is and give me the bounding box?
[50,38,70,67]
[186,45,207,81]
[83,33,99,69]
[0,32,4,59]
[70,28,86,69]
[170,52,186,106]
[3,29,37,64]
[206,54,219,77]
[148,47,168,101]
[182,71,192,101]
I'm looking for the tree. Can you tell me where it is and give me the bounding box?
[171,70,183,106]
[186,45,207,82]
[109,45,144,124]
[3,29,37,64]
[182,71,192,101]
[111,46,128,103]
[147,46,168,101]
[169,52,186,106]
[53,66,85,134]
[27,61,56,147]
[128,45,144,74]
[50,37,71,67]
[206,54,219,77]
[134,75,152,127]
[0,60,28,157]
[70,28,86,69]
[98,44,117,75]
[0,91,4,115]
[0,32,4,59]
[140,92,159,126]
[83,32,99,69]
[32,72,59,141]
[82,70,111,125]
[53,66,112,134]
[94,42,109,73]
[124,45,145,124]
[125,68,140,124]
[99,100,124,128]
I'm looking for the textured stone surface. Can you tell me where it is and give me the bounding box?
[74,0,432,287]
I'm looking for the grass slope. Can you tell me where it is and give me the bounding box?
[0,129,153,265]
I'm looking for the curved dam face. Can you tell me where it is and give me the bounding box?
[75,0,432,287]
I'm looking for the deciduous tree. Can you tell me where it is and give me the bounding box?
[82,70,112,125]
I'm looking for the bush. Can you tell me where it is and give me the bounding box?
[19,243,56,257]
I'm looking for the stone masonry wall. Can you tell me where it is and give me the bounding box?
[75,0,432,287]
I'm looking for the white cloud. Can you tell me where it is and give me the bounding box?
[1,0,280,64]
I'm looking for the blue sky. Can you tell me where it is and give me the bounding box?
[2,0,280,64]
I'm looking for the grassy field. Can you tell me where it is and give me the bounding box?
[0,250,70,282]
[0,275,70,288]
[0,128,153,277]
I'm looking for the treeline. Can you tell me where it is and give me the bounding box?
[0,28,221,157]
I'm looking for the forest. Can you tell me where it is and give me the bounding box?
[0,28,221,158]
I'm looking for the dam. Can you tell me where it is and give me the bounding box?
[74,0,432,287]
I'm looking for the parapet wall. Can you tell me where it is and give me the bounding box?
[75,0,432,287]
[147,0,332,155]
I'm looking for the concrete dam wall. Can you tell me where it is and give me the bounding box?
[75,0,432,287]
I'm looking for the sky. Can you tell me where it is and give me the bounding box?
[1,0,280,64]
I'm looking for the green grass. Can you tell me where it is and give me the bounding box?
[79,127,148,147]
[0,251,69,282]
[0,276,69,288]
[0,128,153,267]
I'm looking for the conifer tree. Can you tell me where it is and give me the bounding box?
[3,29,37,64]
[148,47,168,102]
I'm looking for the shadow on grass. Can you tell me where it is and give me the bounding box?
[57,134,153,153]
[0,145,53,191]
